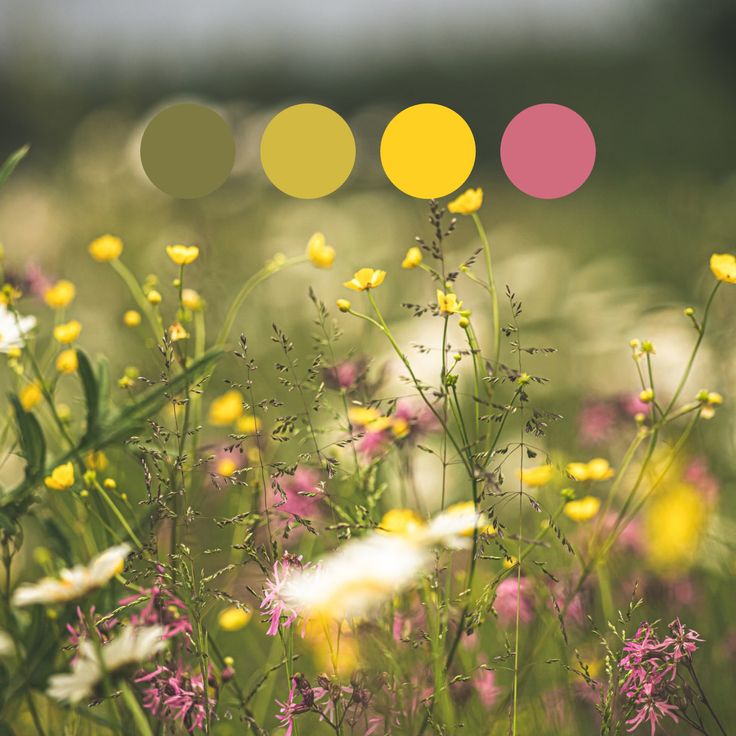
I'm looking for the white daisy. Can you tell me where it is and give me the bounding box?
[282,533,431,621]
[12,544,131,607]
[48,625,166,703]
[421,501,492,550]
[0,304,36,353]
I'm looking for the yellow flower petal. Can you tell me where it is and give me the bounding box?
[166,244,200,266]
[88,234,123,262]
[563,495,601,522]
[448,187,483,215]
[710,253,736,284]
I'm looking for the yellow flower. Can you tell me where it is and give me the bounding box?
[437,289,462,314]
[586,458,614,481]
[306,232,335,269]
[147,289,162,306]
[123,310,141,327]
[44,462,75,491]
[391,417,410,438]
[236,415,261,434]
[517,464,554,487]
[709,253,736,284]
[218,606,252,631]
[343,268,386,292]
[566,458,614,482]
[644,482,705,573]
[402,246,423,269]
[56,349,78,374]
[88,234,123,262]
[564,495,601,522]
[448,187,483,215]
[19,381,42,412]
[217,457,238,477]
[208,389,243,426]
[168,321,189,342]
[86,450,108,472]
[565,462,589,481]
[379,508,426,537]
[336,299,351,313]
[44,280,76,309]
[166,244,200,266]
[53,320,82,345]
[181,288,203,311]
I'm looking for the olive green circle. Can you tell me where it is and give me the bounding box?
[260,104,356,199]
[140,103,235,199]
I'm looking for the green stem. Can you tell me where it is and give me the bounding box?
[471,213,501,370]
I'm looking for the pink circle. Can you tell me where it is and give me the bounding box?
[500,104,596,199]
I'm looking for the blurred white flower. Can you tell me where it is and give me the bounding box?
[282,534,431,621]
[422,501,491,550]
[0,304,36,353]
[48,625,166,703]
[12,544,131,607]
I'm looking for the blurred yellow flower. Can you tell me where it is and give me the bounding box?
[88,234,123,262]
[709,253,736,284]
[181,288,203,311]
[236,415,261,434]
[336,299,351,312]
[563,495,601,522]
[379,508,426,537]
[306,232,335,269]
[44,280,76,309]
[208,389,244,426]
[644,483,705,573]
[86,450,108,472]
[218,606,252,631]
[343,268,386,291]
[566,458,614,482]
[168,321,189,342]
[166,244,200,265]
[391,417,410,438]
[348,406,391,431]
[45,462,75,491]
[53,320,82,345]
[402,246,423,269]
[518,464,554,487]
[216,457,238,477]
[437,289,462,314]
[19,381,42,412]
[123,310,142,327]
[56,349,78,374]
[146,290,162,306]
[448,187,483,215]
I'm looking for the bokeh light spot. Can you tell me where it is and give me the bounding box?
[500,103,596,199]
[260,104,355,199]
[140,103,235,199]
[380,103,476,199]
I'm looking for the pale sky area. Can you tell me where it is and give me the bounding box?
[0,0,656,78]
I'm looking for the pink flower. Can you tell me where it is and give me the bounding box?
[683,456,719,504]
[118,585,192,641]
[136,663,215,733]
[619,619,702,735]
[269,467,324,521]
[260,553,305,636]
[474,665,500,708]
[324,358,368,392]
[494,577,534,627]
[548,581,585,627]
[578,400,619,445]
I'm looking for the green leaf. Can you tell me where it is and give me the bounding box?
[0,145,29,189]
[76,349,100,443]
[1,347,224,509]
[9,396,46,483]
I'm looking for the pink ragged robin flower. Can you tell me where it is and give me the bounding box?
[260,553,306,636]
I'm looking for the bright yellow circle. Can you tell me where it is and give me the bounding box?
[260,103,356,199]
[380,104,476,199]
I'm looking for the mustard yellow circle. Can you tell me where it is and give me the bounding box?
[380,104,476,199]
[260,104,356,199]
